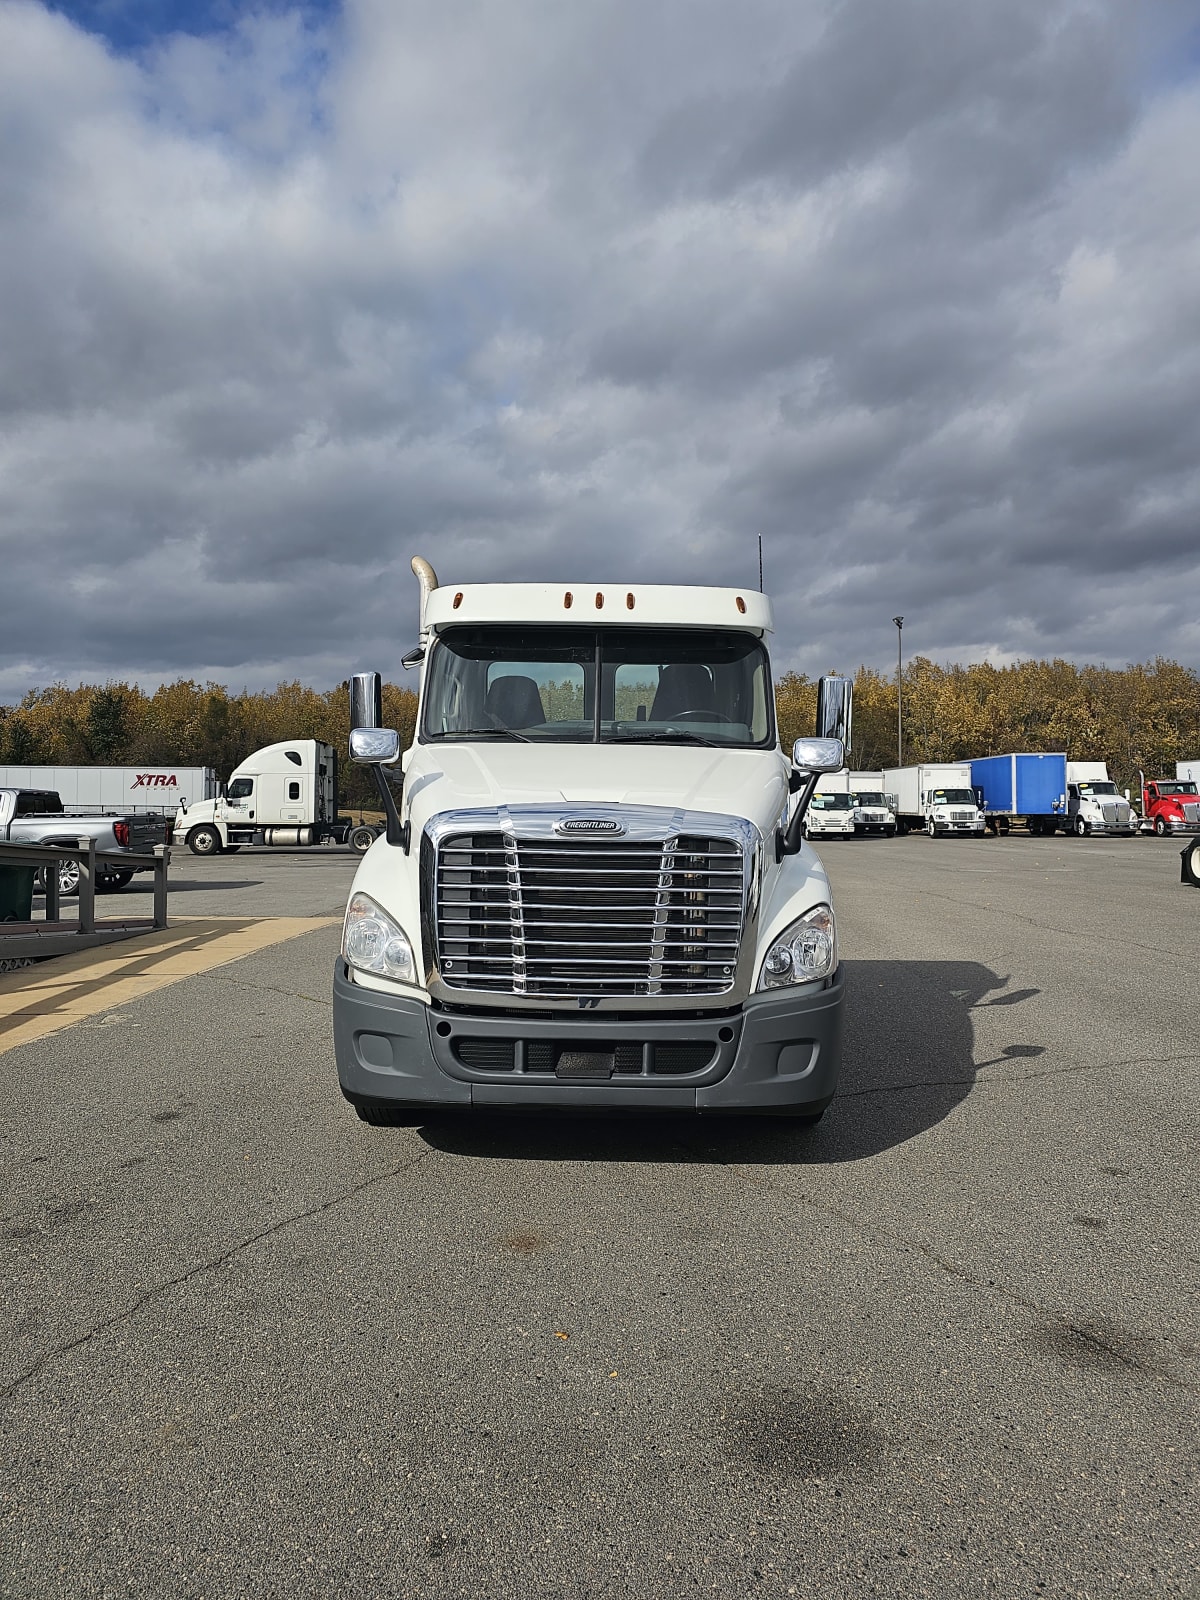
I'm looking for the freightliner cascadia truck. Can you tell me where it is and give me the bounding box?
[332,558,847,1124]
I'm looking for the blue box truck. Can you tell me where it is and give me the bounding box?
[969,753,1068,835]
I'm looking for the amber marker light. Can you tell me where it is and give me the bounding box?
[563,591,573,608]
[736,596,746,613]
[452,592,464,609]
[595,591,604,609]
[626,592,635,609]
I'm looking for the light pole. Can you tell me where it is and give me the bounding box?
[893,616,904,766]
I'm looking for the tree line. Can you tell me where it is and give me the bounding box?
[0,680,418,813]
[1,657,1197,805]
[776,657,1200,792]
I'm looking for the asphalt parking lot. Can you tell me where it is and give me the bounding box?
[2,835,1197,1598]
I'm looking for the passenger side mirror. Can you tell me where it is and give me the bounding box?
[778,737,845,859]
[349,727,401,766]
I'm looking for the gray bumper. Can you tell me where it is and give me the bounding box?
[333,961,845,1116]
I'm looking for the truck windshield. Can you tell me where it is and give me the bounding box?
[1165,780,1198,795]
[931,789,975,805]
[810,794,852,810]
[1078,781,1117,796]
[852,792,887,807]
[422,626,774,747]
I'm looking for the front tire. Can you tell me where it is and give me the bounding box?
[1155,816,1168,837]
[187,825,223,856]
[1074,815,1088,837]
[926,817,936,837]
[349,825,377,855]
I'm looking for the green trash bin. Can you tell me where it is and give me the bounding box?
[0,865,36,922]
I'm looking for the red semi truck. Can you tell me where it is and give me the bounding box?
[1140,774,1200,837]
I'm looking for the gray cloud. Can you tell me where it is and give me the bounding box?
[1,0,1198,707]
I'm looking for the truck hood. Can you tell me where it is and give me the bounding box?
[402,743,789,840]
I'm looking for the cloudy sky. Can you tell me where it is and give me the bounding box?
[2,0,1199,698]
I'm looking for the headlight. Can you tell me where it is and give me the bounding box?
[342,891,416,983]
[757,904,837,990]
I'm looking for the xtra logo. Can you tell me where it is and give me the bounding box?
[132,774,179,788]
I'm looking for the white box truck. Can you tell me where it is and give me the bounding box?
[0,763,215,815]
[883,763,985,836]
[846,771,896,837]
[1177,761,1200,785]
[805,770,856,840]
[331,557,847,1124]
[174,740,342,855]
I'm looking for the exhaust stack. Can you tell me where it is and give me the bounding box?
[411,556,439,648]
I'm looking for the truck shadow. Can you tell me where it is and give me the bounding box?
[417,960,1042,1166]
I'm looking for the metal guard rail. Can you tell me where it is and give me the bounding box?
[0,838,169,933]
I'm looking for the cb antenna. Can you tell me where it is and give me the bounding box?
[758,535,763,593]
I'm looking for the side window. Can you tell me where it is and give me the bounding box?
[227,778,254,800]
[288,781,300,800]
[285,751,302,766]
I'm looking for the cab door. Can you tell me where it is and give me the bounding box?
[221,776,255,824]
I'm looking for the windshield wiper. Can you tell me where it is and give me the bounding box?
[603,730,721,747]
[431,728,531,743]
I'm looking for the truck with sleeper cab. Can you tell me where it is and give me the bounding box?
[175,740,342,855]
[332,559,847,1124]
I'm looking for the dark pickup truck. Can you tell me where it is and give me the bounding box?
[0,788,168,895]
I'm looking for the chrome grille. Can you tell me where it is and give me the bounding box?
[949,809,976,822]
[435,832,744,997]
[1184,802,1200,824]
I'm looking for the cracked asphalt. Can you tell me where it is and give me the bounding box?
[2,838,1197,1598]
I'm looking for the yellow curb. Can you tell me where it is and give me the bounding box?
[0,916,338,1055]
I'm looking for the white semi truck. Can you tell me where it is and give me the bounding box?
[1064,762,1137,837]
[883,763,986,837]
[332,558,847,1124]
[174,739,342,855]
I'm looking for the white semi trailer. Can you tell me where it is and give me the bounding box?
[174,739,342,855]
[0,763,215,814]
[882,763,986,836]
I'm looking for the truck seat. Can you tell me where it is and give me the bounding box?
[485,675,546,729]
[650,663,716,720]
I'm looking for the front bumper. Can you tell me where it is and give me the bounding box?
[333,962,845,1115]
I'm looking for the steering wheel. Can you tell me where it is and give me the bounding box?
[668,709,736,724]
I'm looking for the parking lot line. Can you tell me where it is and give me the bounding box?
[0,916,337,1055]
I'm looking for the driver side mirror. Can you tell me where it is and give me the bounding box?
[349,727,401,766]
[791,736,845,775]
